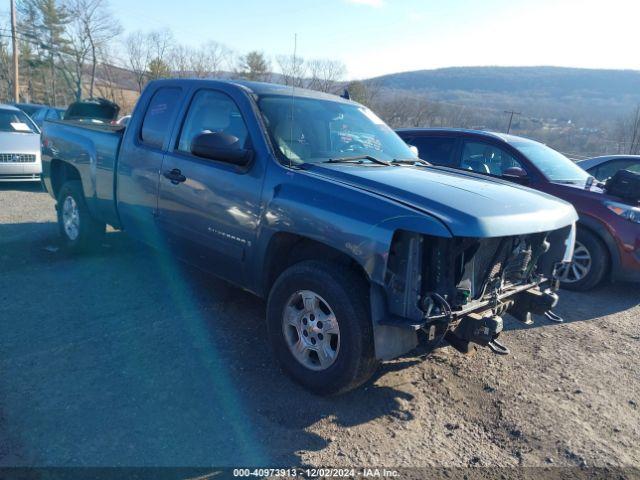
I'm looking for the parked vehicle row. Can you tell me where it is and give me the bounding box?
[40,79,579,394]
[14,103,66,129]
[397,128,640,290]
[0,104,42,182]
[0,99,129,182]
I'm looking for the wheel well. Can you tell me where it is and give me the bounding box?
[262,233,370,296]
[50,160,81,199]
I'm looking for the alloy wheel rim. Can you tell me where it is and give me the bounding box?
[62,196,80,241]
[282,290,340,371]
[559,240,592,283]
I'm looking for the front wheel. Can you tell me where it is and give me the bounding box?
[56,180,105,252]
[559,228,608,291]
[267,260,379,395]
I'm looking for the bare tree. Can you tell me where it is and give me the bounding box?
[276,54,306,87]
[125,31,149,92]
[67,0,121,98]
[125,29,173,92]
[307,59,346,93]
[169,41,232,78]
[236,51,270,82]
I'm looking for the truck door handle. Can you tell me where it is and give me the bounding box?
[163,168,186,185]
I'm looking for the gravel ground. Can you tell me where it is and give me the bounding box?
[0,183,639,469]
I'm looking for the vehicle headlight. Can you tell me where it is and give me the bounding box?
[605,201,640,224]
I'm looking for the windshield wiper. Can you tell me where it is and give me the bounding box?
[391,158,431,166]
[325,155,391,166]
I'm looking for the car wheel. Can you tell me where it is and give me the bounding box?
[267,260,379,395]
[57,180,105,252]
[559,228,608,291]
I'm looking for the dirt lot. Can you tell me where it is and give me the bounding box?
[0,183,639,469]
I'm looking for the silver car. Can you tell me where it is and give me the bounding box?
[0,104,42,181]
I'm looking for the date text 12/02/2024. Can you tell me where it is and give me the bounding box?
[232,468,400,477]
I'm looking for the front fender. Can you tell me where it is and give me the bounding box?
[250,167,452,291]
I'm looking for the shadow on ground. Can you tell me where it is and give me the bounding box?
[0,222,414,467]
[503,280,639,333]
[0,182,45,193]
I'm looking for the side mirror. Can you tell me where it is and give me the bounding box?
[191,131,253,166]
[408,145,419,157]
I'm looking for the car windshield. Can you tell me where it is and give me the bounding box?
[257,95,416,164]
[0,109,38,133]
[512,140,590,184]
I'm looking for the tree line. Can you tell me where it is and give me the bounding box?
[0,0,349,109]
[0,0,638,157]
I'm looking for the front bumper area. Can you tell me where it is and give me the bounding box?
[0,161,42,181]
[371,227,573,361]
[0,173,41,182]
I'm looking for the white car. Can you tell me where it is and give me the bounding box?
[0,104,42,182]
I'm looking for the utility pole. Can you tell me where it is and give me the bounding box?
[504,110,521,134]
[10,0,19,102]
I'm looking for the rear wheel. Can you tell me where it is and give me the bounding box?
[267,260,379,395]
[56,180,105,252]
[559,228,608,291]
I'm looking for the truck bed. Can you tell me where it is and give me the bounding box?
[42,120,124,227]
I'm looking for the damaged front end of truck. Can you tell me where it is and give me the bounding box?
[374,224,575,359]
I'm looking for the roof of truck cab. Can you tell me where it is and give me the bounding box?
[149,78,355,104]
[395,127,534,144]
[0,103,21,111]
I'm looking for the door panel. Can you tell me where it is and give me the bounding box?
[156,89,262,285]
[116,87,183,246]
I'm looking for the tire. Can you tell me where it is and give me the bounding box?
[560,228,608,291]
[56,180,105,252]
[267,260,380,395]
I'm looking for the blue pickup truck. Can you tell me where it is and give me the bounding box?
[41,79,578,394]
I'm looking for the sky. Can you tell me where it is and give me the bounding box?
[103,0,639,79]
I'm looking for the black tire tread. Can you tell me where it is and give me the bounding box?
[561,227,608,291]
[267,260,379,395]
[56,180,105,252]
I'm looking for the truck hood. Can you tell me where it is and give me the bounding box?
[307,164,578,237]
[0,131,40,154]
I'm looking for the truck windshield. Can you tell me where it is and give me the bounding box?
[512,140,590,185]
[0,109,38,133]
[257,95,416,165]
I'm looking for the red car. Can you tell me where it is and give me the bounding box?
[397,128,640,291]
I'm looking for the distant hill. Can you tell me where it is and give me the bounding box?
[368,66,640,124]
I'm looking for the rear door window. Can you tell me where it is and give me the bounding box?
[408,136,457,166]
[140,87,182,149]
